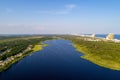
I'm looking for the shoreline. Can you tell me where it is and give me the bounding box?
[0,43,43,73]
[73,43,120,70]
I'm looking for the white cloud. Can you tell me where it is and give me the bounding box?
[37,4,76,15]
[65,4,76,10]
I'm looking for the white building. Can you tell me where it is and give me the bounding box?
[106,33,114,40]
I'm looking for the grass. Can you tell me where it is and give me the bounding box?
[73,44,120,70]
[0,36,43,43]
[43,44,48,47]
[71,39,120,70]
[32,44,42,52]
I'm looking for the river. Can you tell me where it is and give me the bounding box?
[0,40,120,80]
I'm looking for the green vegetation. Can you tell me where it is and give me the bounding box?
[32,44,42,52]
[0,35,53,73]
[2,35,120,71]
[0,50,32,72]
[43,44,48,47]
[0,38,41,60]
[62,35,120,70]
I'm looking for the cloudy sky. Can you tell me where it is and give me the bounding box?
[0,0,120,34]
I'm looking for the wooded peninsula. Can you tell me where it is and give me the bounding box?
[0,35,53,73]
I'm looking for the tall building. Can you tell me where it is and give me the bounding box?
[91,34,95,38]
[106,33,114,40]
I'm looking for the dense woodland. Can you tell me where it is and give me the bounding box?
[0,36,53,61]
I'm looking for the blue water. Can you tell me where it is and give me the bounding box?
[0,40,120,80]
[96,34,120,40]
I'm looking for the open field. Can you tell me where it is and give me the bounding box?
[32,44,42,52]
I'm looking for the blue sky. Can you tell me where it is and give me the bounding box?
[0,0,120,34]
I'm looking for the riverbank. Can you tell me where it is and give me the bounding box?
[73,41,120,70]
[54,35,120,70]
[0,37,53,72]
[32,44,42,52]
[0,43,43,73]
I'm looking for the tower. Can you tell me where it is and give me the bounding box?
[106,33,114,40]
[91,34,95,38]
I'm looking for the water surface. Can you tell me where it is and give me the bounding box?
[96,34,120,39]
[0,40,120,80]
